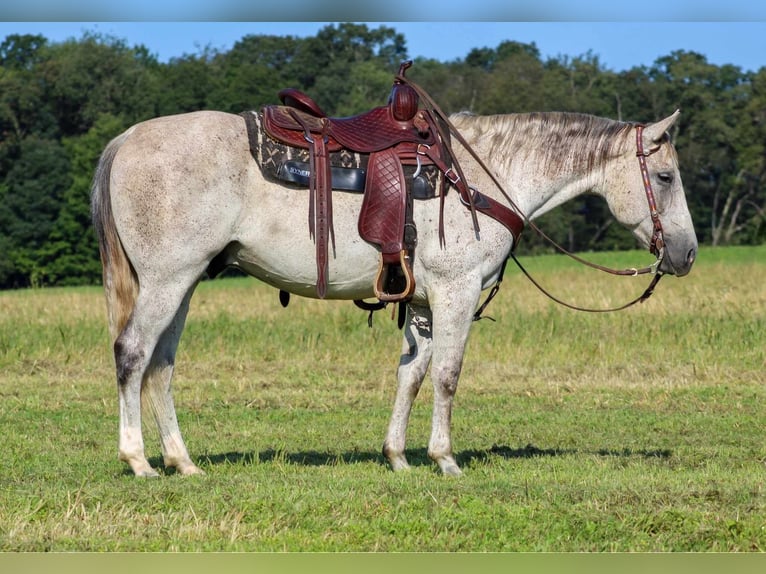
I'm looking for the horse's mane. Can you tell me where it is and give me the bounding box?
[450,111,636,176]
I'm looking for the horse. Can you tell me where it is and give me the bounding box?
[90,106,697,477]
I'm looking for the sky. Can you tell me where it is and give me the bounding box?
[0,2,764,73]
[0,21,764,74]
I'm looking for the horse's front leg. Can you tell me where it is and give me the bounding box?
[383,304,434,471]
[427,283,481,476]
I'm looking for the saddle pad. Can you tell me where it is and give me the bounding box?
[241,110,441,197]
[243,110,366,175]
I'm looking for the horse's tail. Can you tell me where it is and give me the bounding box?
[90,127,139,342]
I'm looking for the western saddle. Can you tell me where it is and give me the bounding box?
[253,61,524,306]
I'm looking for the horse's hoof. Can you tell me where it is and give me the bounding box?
[135,468,160,478]
[179,465,205,476]
[386,455,411,473]
[441,464,463,477]
[125,459,160,477]
[433,456,462,476]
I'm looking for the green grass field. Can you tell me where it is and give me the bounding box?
[0,245,764,551]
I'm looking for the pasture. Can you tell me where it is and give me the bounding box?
[0,245,764,551]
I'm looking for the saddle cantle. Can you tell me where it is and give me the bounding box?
[257,61,443,302]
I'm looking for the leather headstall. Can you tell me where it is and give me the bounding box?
[635,124,666,265]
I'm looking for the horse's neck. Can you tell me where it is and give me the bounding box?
[452,113,616,221]
[524,175,599,221]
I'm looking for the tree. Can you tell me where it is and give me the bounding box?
[543,52,618,116]
[0,33,47,70]
[713,67,766,244]
[39,32,161,136]
[648,51,752,245]
[327,60,398,117]
[290,23,407,115]
[407,57,478,114]
[0,35,58,174]
[0,136,71,287]
[205,34,301,113]
[36,114,127,286]
[155,51,218,115]
[0,26,764,290]
[471,41,546,114]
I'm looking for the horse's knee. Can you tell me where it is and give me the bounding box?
[431,365,460,395]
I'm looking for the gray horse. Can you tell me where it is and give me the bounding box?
[91,108,697,477]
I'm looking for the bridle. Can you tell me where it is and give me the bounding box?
[504,124,668,313]
[395,69,670,316]
[635,124,666,266]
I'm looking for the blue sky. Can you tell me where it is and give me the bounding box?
[0,21,764,73]
[1,0,765,21]
[0,1,764,72]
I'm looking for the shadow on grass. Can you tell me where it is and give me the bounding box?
[173,443,672,473]
[201,449,385,467]
[460,444,672,465]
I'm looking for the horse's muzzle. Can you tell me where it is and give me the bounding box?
[661,245,697,277]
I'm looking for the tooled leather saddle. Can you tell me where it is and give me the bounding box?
[245,61,524,305]
[257,61,443,302]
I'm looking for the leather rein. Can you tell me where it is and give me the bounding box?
[397,71,668,315]
[506,125,666,313]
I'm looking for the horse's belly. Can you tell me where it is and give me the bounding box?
[234,215,382,300]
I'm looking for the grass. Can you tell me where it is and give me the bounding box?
[0,245,764,551]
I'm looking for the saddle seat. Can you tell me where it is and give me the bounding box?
[262,98,437,154]
[260,62,443,302]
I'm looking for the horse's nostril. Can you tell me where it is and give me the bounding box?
[687,248,697,266]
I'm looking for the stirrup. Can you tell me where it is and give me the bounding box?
[374,250,415,303]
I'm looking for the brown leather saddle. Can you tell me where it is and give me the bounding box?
[260,61,444,302]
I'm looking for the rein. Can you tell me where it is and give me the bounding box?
[396,69,667,314]
[505,125,667,313]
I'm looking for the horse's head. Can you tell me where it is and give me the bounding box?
[603,111,697,277]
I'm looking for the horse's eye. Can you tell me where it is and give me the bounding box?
[657,172,674,185]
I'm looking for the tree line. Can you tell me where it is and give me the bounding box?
[0,23,763,289]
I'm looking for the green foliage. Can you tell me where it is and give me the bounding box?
[39,31,161,135]
[0,136,71,287]
[293,23,407,115]
[205,34,302,112]
[0,25,764,290]
[36,114,127,286]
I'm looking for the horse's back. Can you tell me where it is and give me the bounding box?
[115,111,250,177]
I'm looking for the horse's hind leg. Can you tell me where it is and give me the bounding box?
[141,286,203,476]
[383,304,434,471]
[114,278,197,477]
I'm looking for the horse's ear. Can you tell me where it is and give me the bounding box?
[643,109,681,145]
